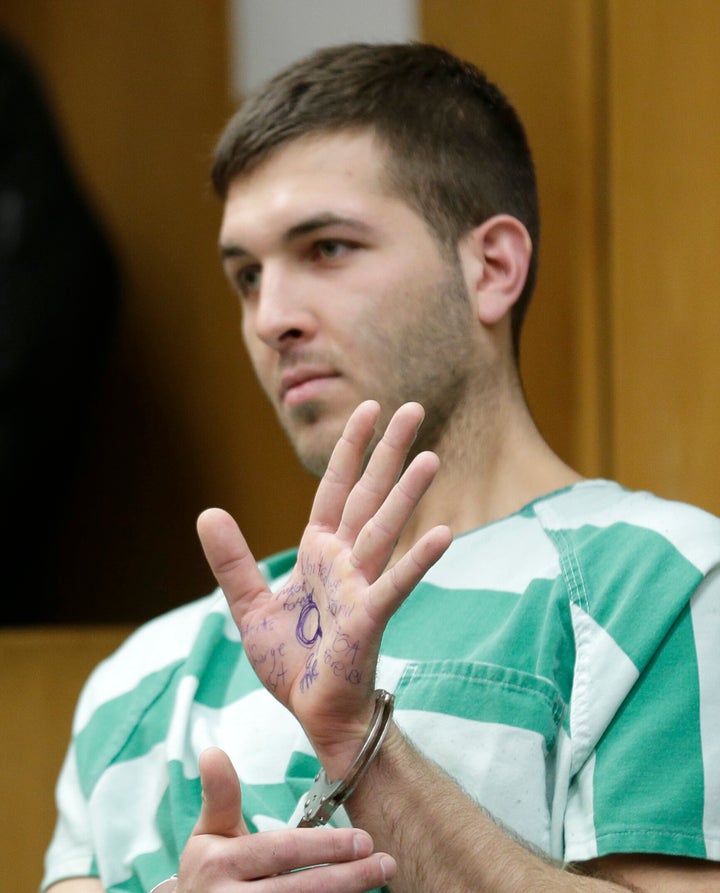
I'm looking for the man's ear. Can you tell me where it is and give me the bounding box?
[458,215,533,326]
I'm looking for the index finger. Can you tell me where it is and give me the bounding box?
[335,401,426,544]
[307,401,381,532]
[223,826,387,880]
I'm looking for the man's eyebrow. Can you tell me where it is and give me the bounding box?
[219,244,249,262]
[219,213,373,261]
[284,213,373,241]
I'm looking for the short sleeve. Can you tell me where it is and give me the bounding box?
[41,742,98,890]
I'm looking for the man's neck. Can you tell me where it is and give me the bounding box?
[393,390,583,560]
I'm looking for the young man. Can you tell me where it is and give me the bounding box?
[44,43,720,893]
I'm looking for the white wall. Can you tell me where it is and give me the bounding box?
[229,0,420,96]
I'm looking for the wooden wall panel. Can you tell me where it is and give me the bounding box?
[607,1,720,513]
[0,626,135,892]
[423,0,611,477]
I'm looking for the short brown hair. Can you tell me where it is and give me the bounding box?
[212,42,539,356]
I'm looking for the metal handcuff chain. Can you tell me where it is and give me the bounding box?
[148,690,395,892]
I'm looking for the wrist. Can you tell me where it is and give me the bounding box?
[299,690,395,827]
[309,698,383,779]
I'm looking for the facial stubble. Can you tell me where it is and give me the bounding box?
[280,256,484,479]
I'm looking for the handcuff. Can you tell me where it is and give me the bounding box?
[297,689,395,827]
[148,690,395,892]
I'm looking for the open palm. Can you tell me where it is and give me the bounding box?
[197,401,452,757]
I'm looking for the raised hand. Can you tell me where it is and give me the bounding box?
[197,402,452,765]
[176,747,395,891]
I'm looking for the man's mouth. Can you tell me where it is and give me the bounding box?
[279,367,341,407]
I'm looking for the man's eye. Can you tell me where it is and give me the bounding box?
[236,266,261,294]
[316,240,349,260]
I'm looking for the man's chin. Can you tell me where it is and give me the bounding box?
[295,449,332,479]
[287,412,387,481]
[291,433,338,479]
[280,402,344,479]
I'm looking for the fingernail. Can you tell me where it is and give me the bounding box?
[353,831,372,858]
[380,855,397,880]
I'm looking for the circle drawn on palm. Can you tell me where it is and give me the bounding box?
[297,591,322,646]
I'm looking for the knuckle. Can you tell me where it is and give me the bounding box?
[328,827,353,861]
[180,836,234,886]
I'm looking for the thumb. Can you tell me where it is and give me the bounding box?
[192,747,249,838]
[196,508,269,628]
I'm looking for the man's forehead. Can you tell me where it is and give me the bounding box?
[218,133,397,248]
[224,129,390,197]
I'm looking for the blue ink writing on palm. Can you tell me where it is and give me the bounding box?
[248,641,288,693]
[296,589,323,647]
[300,650,320,693]
[323,627,362,684]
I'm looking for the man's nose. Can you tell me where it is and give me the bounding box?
[252,266,317,350]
